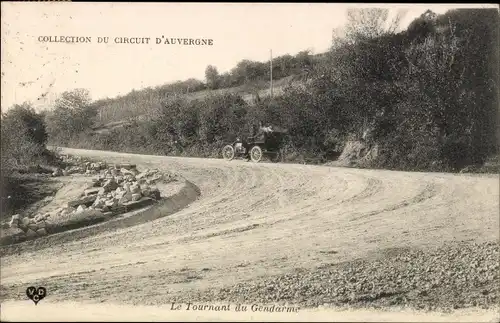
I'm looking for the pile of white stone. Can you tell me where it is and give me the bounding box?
[4,158,176,244]
[56,164,169,219]
[52,155,108,177]
[7,213,49,239]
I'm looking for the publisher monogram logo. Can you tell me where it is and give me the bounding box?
[26,286,47,305]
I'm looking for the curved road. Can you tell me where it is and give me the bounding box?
[1,148,499,319]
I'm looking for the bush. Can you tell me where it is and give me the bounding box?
[1,103,49,172]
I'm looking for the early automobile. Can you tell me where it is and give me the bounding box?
[221,126,288,163]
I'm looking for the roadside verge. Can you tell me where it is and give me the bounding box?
[0,177,201,256]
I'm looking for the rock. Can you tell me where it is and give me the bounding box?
[118,163,136,170]
[27,223,38,231]
[52,168,63,177]
[0,227,25,244]
[97,187,106,196]
[9,215,20,228]
[150,174,163,183]
[25,229,37,238]
[34,214,44,223]
[68,195,97,208]
[36,228,47,236]
[21,216,31,227]
[76,205,87,213]
[90,162,102,171]
[126,175,137,182]
[105,200,118,208]
[103,211,114,217]
[67,166,84,174]
[17,221,27,231]
[123,183,131,193]
[115,191,126,199]
[44,220,54,232]
[130,185,141,194]
[93,196,105,208]
[102,179,118,192]
[62,170,69,176]
[118,191,133,203]
[121,168,135,176]
[37,221,46,229]
[136,172,148,180]
[84,188,101,196]
[131,193,142,201]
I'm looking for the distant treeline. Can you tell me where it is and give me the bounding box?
[204,50,317,90]
[3,8,499,173]
[87,50,319,124]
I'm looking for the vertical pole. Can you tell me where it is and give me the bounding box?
[270,49,273,99]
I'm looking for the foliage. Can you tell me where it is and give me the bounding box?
[45,88,97,145]
[45,8,499,172]
[1,103,48,171]
[205,65,221,90]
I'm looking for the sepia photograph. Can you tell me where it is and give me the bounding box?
[1,2,499,322]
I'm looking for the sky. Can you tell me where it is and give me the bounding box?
[1,3,496,111]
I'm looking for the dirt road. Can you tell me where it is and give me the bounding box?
[1,147,498,321]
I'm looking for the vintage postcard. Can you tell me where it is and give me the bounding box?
[1,2,499,322]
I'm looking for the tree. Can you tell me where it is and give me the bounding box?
[55,88,92,110]
[406,9,438,41]
[1,102,48,169]
[205,65,221,90]
[45,88,96,143]
[333,8,407,47]
[1,103,48,146]
[295,50,312,70]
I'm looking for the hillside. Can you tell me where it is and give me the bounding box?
[88,49,321,128]
[92,74,301,134]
